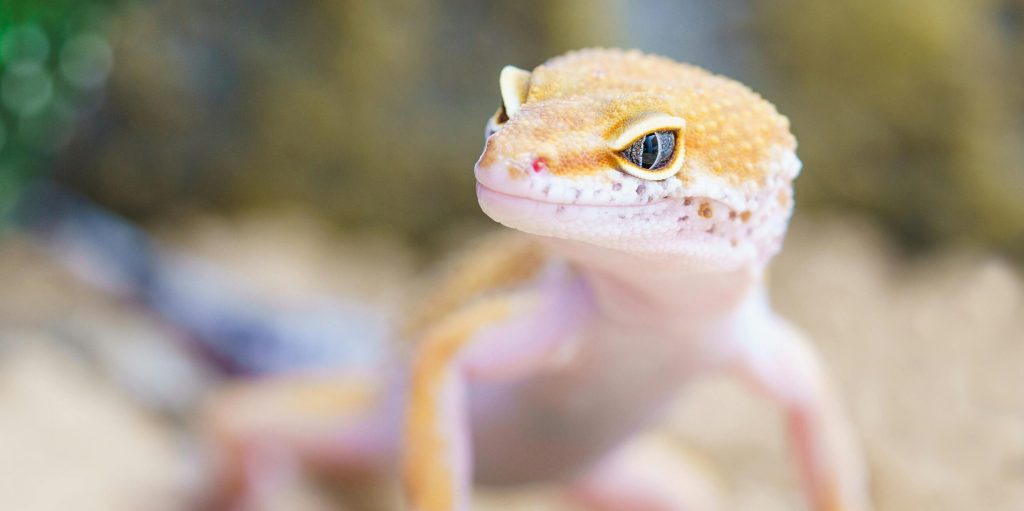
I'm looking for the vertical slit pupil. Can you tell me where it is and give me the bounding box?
[640,133,660,168]
[623,130,676,171]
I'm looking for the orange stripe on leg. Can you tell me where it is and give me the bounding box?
[402,298,516,511]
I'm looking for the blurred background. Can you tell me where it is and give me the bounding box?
[0,1,1021,510]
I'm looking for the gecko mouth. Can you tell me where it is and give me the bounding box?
[475,181,671,210]
[476,181,755,265]
[473,163,753,252]
[476,180,672,235]
[477,181,670,244]
[475,179,744,222]
[476,181,740,231]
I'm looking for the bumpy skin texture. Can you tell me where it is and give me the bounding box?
[416,48,868,511]
[476,49,800,270]
[478,49,795,181]
[203,49,869,511]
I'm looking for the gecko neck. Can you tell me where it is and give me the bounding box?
[542,238,763,332]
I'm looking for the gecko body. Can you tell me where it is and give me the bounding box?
[206,49,868,511]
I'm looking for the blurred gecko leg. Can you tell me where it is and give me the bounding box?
[404,269,592,511]
[732,315,870,511]
[564,434,719,511]
[200,371,402,509]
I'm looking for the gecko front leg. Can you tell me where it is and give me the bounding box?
[402,264,592,511]
[731,296,870,511]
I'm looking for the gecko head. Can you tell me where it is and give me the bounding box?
[475,49,802,272]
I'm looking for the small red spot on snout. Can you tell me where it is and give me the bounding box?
[531,157,548,173]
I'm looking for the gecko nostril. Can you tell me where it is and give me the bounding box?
[531,157,548,173]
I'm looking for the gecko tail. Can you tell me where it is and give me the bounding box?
[13,181,390,377]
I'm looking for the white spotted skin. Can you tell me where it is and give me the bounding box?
[476,145,800,273]
[468,49,809,478]
[475,48,799,275]
[206,49,868,511]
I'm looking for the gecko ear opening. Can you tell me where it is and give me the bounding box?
[499,65,531,118]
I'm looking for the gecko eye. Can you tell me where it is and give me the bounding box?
[611,114,686,180]
[622,131,675,170]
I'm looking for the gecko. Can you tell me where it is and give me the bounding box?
[202,48,870,511]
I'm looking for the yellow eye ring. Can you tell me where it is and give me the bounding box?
[611,114,686,180]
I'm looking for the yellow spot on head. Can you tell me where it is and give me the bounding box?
[481,49,796,183]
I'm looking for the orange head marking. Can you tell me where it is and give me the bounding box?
[480,49,795,184]
[475,48,803,270]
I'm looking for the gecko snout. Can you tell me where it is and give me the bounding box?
[475,150,550,194]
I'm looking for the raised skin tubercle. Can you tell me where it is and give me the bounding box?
[476,48,802,272]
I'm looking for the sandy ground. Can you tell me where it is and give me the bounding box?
[0,212,1021,511]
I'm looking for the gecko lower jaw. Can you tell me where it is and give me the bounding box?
[477,180,746,233]
[477,181,755,268]
[474,164,750,250]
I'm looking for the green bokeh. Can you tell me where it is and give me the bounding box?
[0,0,120,221]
